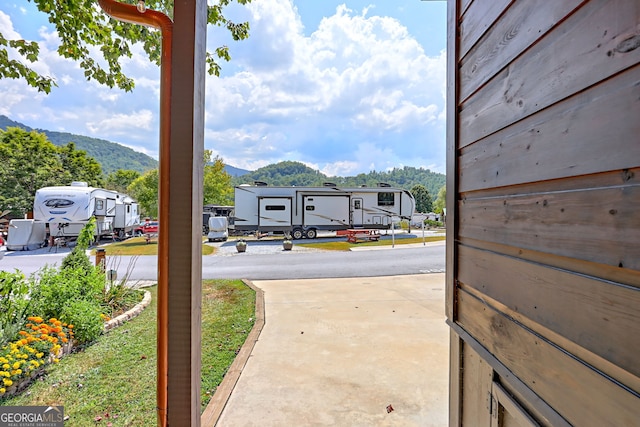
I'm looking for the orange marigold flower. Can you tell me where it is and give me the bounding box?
[18,331,27,336]
[67,325,74,329]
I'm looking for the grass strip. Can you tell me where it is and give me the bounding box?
[298,235,446,251]
[91,237,216,256]
[2,281,255,426]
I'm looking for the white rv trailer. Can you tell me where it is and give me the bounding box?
[232,183,415,239]
[33,182,140,239]
[113,194,140,239]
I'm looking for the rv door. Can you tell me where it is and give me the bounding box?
[352,197,363,227]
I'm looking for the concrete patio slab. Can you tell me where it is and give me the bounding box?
[211,273,448,427]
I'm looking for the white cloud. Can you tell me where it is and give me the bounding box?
[320,160,360,177]
[202,0,447,173]
[0,11,19,39]
[86,110,154,135]
[1,0,447,175]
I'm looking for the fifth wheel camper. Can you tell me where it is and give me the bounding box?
[33,182,140,239]
[231,183,415,239]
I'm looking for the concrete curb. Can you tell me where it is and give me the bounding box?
[201,279,266,426]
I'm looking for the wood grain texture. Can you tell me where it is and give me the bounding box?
[461,341,493,426]
[459,0,640,148]
[446,0,459,322]
[459,65,640,192]
[460,0,473,18]
[456,290,640,426]
[460,0,584,102]
[459,0,513,59]
[451,321,572,427]
[449,331,462,427]
[458,245,640,388]
[458,180,640,271]
[491,382,540,427]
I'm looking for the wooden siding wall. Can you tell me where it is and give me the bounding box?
[447,0,640,425]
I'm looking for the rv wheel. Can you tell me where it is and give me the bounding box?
[292,228,304,240]
[304,228,317,239]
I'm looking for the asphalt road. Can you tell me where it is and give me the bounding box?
[202,243,446,280]
[0,241,445,281]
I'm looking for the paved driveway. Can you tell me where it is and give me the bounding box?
[209,273,449,427]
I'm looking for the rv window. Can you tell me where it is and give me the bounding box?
[265,205,286,211]
[126,205,130,213]
[96,200,104,210]
[354,200,361,209]
[378,192,395,206]
[306,205,315,211]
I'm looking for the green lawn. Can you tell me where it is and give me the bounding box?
[298,235,446,251]
[91,236,216,256]
[1,281,255,426]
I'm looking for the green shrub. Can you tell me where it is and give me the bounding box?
[424,219,443,228]
[61,246,94,272]
[61,300,103,344]
[29,266,104,322]
[0,271,30,347]
[61,218,95,273]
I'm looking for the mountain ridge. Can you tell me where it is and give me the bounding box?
[1,116,444,194]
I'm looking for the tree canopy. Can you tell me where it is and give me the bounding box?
[433,185,446,214]
[410,184,433,213]
[127,152,234,217]
[0,0,252,93]
[233,161,446,196]
[203,151,233,205]
[0,127,103,216]
[127,168,159,218]
[105,169,141,193]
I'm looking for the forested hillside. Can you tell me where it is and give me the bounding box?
[232,161,445,196]
[1,117,444,196]
[0,116,158,174]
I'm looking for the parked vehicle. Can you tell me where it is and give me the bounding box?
[231,183,415,239]
[134,220,159,236]
[207,216,228,242]
[203,205,233,234]
[33,181,140,239]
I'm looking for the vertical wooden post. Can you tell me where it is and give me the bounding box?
[445,0,460,425]
[162,0,206,424]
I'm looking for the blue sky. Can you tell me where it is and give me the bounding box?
[0,0,447,176]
